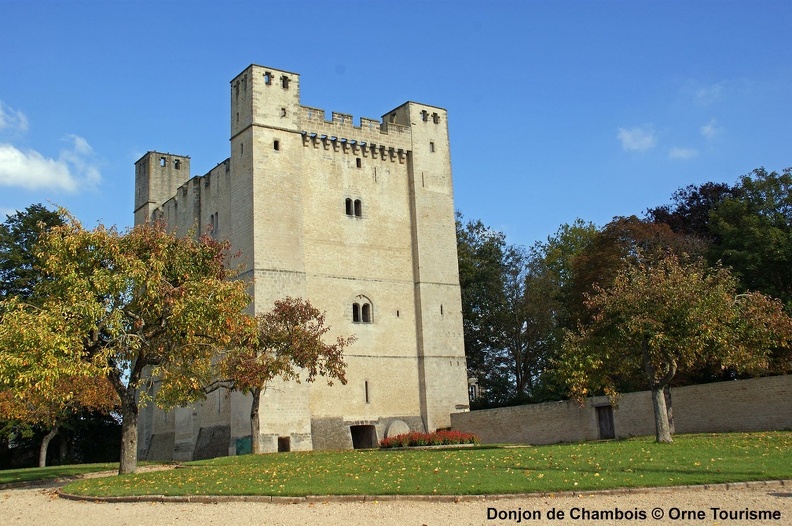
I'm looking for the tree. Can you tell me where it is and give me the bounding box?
[220,298,353,454]
[0,204,64,303]
[0,216,250,473]
[0,375,117,467]
[709,167,792,308]
[558,253,792,443]
[568,216,703,327]
[457,215,597,406]
[646,182,734,239]
[456,214,512,404]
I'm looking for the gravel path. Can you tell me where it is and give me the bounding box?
[1,480,789,526]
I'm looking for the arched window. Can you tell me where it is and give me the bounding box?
[354,199,362,217]
[352,296,373,323]
[345,198,354,216]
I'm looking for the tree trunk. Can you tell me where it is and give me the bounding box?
[650,386,673,443]
[250,387,262,454]
[642,336,676,444]
[118,387,139,474]
[39,425,59,468]
[664,386,675,435]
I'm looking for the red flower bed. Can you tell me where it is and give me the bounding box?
[379,429,480,448]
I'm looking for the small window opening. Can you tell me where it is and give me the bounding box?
[281,107,287,117]
[396,310,400,317]
[430,141,435,152]
[354,199,362,217]
[421,110,429,122]
[281,75,290,89]
[160,157,166,167]
[432,112,440,124]
[174,159,181,169]
[352,303,361,322]
[240,142,243,155]
[356,157,362,168]
[278,436,291,452]
[440,304,444,315]
[361,303,371,323]
[364,381,370,404]
[389,113,396,123]
[345,198,354,216]
[274,140,280,151]
[264,72,272,85]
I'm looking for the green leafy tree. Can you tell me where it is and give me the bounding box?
[559,253,792,443]
[456,214,512,404]
[220,297,353,454]
[0,216,250,473]
[709,167,792,308]
[0,204,64,303]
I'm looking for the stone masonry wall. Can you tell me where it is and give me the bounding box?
[451,375,792,444]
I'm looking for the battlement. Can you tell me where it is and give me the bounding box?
[299,105,411,153]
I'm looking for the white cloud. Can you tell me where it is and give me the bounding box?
[700,119,723,139]
[695,83,725,105]
[0,101,29,134]
[617,126,657,152]
[0,135,102,192]
[668,147,698,160]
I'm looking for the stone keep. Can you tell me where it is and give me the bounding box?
[134,64,469,460]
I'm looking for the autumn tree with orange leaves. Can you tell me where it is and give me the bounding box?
[221,297,353,454]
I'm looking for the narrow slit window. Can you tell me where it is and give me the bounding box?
[356,157,362,168]
[354,199,362,217]
[364,381,370,403]
[429,141,435,152]
[352,303,361,323]
[345,198,353,216]
[274,140,280,151]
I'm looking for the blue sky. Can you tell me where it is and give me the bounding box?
[1,0,790,249]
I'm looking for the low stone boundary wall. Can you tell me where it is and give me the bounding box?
[451,375,792,444]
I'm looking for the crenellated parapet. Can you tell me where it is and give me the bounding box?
[299,105,412,156]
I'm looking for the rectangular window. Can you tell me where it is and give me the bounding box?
[430,141,435,152]
[274,140,280,151]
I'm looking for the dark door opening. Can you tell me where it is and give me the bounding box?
[350,425,378,449]
[278,436,291,452]
[596,406,615,439]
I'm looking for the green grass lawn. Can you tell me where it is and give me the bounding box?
[59,431,792,497]
[0,463,118,485]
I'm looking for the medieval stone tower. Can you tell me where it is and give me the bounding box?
[134,64,469,459]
